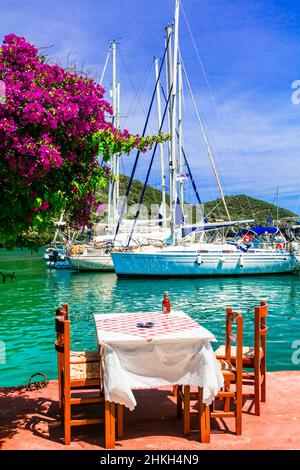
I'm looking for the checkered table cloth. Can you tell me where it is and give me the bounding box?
[94,310,224,410]
[94,311,205,341]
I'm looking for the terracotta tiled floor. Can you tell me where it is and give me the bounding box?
[1,371,299,450]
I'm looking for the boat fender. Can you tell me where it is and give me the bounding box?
[239,256,244,267]
[196,254,203,265]
[71,245,84,255]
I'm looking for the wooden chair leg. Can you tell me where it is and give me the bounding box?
[177,385,182,418]
[224,380,230,412]
[199,388,210,443]
[254,369,261,416]
[64,387,71,445]
[59,374,64,425]
[117,404,124,439]
[173,385,178,397]
[57,359,62,411]
[261,360,266,403]
[105,401,116,449]
[183,385,190,435]
[105,401,111,448]
[235,388,242,436]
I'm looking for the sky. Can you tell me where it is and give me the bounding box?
[1,0,300,214]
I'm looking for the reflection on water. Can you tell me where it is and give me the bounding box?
[0,249,299,386]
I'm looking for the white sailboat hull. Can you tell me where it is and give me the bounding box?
[70,253,114,272]
[112,247,299,278]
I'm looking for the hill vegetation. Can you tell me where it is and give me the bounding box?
[97,175,297,225]
[205,195,297,224]
[10,176,295,249]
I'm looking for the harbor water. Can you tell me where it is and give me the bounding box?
[0,249,299,387]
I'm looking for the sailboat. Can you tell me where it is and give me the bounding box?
[111,0,299,278]
[69,41,171,272]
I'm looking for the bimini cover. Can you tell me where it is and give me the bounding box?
[239,226,278,235]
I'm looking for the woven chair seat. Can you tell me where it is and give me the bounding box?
[217,358,236,372]
[70,351,100,364]
[70,361,101,380]
[215,345,263,361]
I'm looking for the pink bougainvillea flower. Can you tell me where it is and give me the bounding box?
[40,201,49,211]
[96,203,106,215]
[0,33,150,247]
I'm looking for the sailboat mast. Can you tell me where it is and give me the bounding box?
[111,40,119,233]
[165,25,173,218]
[177,58,184,212]
[170,0,180,243]
[116,80,121,204]
[154,58,167,227]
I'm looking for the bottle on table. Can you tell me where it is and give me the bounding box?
[162,291,171,314]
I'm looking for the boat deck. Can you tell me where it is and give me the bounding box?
[1,371,299,450]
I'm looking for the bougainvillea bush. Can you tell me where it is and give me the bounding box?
[0,34,162,249]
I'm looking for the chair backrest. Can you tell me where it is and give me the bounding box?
[225,308,244,378]
[254,300,268,359]
[55,316,71,385]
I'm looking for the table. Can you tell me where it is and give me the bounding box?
[94,310,224,447]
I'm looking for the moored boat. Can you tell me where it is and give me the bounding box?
[69,246,114,272]
[112,241,299,278]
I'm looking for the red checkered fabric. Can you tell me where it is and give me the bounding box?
[95,312,201,339]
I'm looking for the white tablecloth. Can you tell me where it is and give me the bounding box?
[94,310,224,411]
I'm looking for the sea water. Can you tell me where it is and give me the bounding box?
[0,249,299,387]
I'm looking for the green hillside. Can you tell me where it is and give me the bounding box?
[97,175,297,224]
[98,174,170,209]
[205,195,297,224]
[12,176,296,249]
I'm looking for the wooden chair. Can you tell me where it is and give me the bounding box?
[178,310,243,442]
[215,300,268,415]
[55,313,123,447]
[55,304,100,411]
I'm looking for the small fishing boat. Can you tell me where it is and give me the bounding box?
[43,246,70,269]
[69,246,114,272]
[69,224,170,272]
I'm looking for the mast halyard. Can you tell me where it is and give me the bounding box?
[180,55,231,222]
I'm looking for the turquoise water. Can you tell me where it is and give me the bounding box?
[0,249,300,387]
